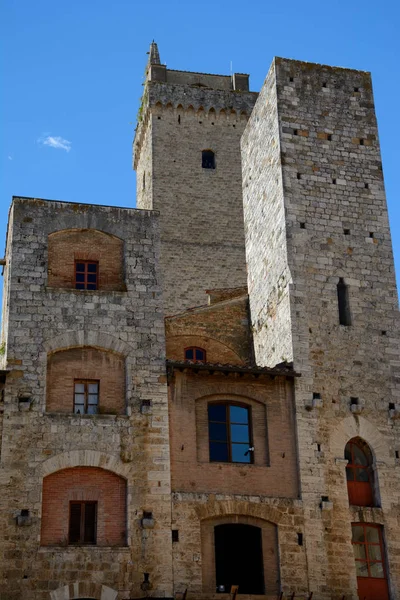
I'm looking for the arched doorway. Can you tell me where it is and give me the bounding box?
[214,524,264,594]
[345,438,375,506]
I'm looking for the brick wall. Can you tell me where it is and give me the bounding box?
[48,228,125,291]
[41,467,126,546]
[46,347,125,414]
[169,370,298,497]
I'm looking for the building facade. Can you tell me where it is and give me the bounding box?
[0,44,399,600]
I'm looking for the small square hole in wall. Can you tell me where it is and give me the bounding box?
[327,134,332,141]
[300,222,306,229]
[381,330,387,336]
[344,229,350,235]
[297,532,303,546]
[395,450,399,459]
[289,77,294,82]
[350,397,359,406]
[321,496,329,502]
[172,530,179,542]
[313,392,321,400]
[365,183,369,189]
[322,82,327,88]
[317,443,321,452]
[297,173,302,180]
[369,232,374,238]
[293,129,299,136]
[354,87,360,92]
[143,511,152,520]
[360,138,365,145]
[157,116,161,120]
[389,402,395,410]
[332,178,337,185]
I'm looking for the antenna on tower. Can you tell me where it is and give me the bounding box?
[230,61,233,76]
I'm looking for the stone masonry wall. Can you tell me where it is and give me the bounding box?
[0,198,173,600]
[134,80,258,315]
[243,58,400,599]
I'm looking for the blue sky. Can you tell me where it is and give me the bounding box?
[1,0,399,291]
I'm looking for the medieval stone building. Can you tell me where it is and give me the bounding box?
[0,43,399,600]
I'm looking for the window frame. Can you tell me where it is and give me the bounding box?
[73,379,100,415]
[208,401,254,464]
[351,523,387,580]
[345,439,374,507]
[184,346,206,363]
[75,260,99,291]
[68,500,98,545]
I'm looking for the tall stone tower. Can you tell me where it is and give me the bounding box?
[133,42,258,315]
[242,58,400,599]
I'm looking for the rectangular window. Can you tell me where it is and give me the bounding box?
[74,380,99,414]
[75,261,98,290]
[69,501,97,545]
[208,403,252,464]
[352,524,385,578]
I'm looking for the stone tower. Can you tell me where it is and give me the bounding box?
[242,58,400,599]
[133,42,258,315]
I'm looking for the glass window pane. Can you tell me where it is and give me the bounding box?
[76,263,85,272]
[87,264,97,273]
[74,404,84,414]
[88,383,98,393]
[352,525,365,543]
[229,405,249,424]
[75,283,85,290]
[353,544,366,560]
[87,273,97,283]
[87,404,98,415]
[74,384,85,393]
[346,467,354,481]
[195,349,205,360]
[355,561,369,577]
[356,468,369,482]
[353,444,368,466]
[88,394,98,404]
[369,562,384,578]
[87,283,97,290]
[231,444,251,463]
[368,545,382,561]
[209,422,227,442]
[366,527,380,544]
[210,442,229,462]
[208,404,226,422]
[230,423,250,443]
[185,349,194,360]
[345,444,352,462]
[76,273,85,282]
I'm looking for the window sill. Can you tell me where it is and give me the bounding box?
[39,545,130,552]
[45,286,127,295]
[44,412,129,420]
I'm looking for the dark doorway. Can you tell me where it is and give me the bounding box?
[215,524,264,594]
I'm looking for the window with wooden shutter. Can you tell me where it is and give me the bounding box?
[68,501,97,545]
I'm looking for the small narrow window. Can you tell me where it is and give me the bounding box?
[184,347,206,363]
[143,173,146,190]
[74,380,99,414]
[202,150,215,169]
[69,501,97,545]
[337,278,351,326]
[208,403,252,464]
[75,261,98,290]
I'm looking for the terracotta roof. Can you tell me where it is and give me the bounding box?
[166,360,300,378]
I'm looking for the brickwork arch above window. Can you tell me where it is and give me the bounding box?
[46,346,126,415]
[41,467,127,547]
[48,228,125,291]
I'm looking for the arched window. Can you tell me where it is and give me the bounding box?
[345,438,375,506]
[185,346,206,362]
[208,403,253,463]
[202,149,215,169]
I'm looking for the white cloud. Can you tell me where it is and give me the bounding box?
[38,134,71,152]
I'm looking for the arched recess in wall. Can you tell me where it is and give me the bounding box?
[329,416,390,464]
[345,437,377,507]
[47,228,126,291]
[46,346,126,415]
[50,581,118,600]
[200,515,279,595]
[41,467,127,547]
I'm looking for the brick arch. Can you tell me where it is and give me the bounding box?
[194,498,287,526]
[166,335,243,365]
[43,330,133,356]
[329,416,391,463]
[48,228,125,292]
[39,450,130,479]
[50,581,118,600]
